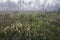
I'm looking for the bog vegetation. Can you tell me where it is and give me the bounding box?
[0,12,60,40]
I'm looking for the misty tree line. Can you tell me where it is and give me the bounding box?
[0,0,27,11]
[0,0,60,12]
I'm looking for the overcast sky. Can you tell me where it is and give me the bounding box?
[0,0,60,11]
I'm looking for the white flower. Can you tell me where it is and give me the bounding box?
[40,33,43,35]
[18,30,21,33]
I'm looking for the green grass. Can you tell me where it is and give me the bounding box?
[0,12,60,40]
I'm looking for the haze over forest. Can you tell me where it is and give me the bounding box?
[0,0,60,12]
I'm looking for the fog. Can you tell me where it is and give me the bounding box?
[0,0,60,11]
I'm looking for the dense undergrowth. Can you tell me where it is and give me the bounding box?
[0,12,60,40]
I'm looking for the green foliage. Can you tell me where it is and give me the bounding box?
[0,12,60,40]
